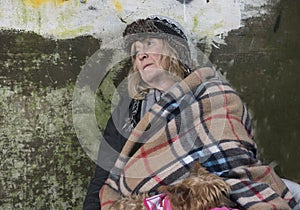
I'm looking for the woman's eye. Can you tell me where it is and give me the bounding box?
[146,39,154,46]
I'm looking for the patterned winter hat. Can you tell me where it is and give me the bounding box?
[123,16,191,67]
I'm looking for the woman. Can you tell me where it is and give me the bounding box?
[84,16,297,210]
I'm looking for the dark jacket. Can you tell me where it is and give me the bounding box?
[82,94,141,210]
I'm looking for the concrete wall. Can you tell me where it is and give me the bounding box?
[210,0,300,181]
[0,0,299,209]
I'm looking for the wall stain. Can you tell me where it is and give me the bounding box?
[273,13,281,33]
[88,5,97,10]
[176,0,193,4]
[24,0,68,7]
[192,15,199,32]
[112,0,122,13]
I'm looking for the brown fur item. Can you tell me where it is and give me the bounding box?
[110,193,147,210]
[158,162,232,210]
[110,162,231,210]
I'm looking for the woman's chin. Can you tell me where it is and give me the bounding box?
[141,70,165,82]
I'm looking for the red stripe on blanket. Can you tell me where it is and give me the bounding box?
[240,180,265,201]
[284,198,293,201]
[254,166,271,182]
[101,200,115,207]
[141,147,162,183]
[216,84,255,165]
[195,69,204,81]
[100,186,115,207]
[240,179,277,209]
[131,130,141,138]
[204,114,241,123]
[124,135,180,171]
[216,84,241,142]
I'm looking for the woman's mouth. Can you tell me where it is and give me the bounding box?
[143,63,153,70]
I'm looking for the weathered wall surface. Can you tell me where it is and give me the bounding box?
[0,0,274,42]
[0,32,101,209]
[210,0,300,181]
[0,0,299,209]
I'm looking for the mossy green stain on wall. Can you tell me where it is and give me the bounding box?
[0,31,101,208]
[192,15,199,32]
[0,84,90,209]
[52,26,93,40]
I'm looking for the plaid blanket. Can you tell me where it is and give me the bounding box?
[100,68,296,209]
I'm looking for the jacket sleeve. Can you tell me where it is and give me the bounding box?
[82,115,127,210]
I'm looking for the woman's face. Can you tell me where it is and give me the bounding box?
[132,38,170,87]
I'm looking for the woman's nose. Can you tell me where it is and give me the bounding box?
[137,51,148,60]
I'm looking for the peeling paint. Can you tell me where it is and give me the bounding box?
[0,0,274,45]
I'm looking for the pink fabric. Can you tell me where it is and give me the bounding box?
[163,196,172,210]
[144,193,172,210]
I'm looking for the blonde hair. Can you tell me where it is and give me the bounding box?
[128,39,187,100]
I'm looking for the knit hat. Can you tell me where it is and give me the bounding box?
[123,16,192,68]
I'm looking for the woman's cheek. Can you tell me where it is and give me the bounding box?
[134,61,142,72]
